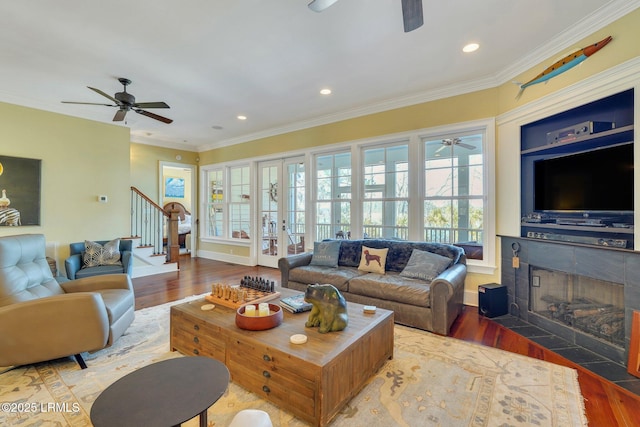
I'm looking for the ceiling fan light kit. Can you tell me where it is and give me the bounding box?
[62,77,173,124]
[308,0,339,12]
[309,0,423,33]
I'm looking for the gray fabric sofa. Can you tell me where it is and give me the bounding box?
[278,239,467,335]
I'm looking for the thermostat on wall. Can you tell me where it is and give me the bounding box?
[98,195,108,203]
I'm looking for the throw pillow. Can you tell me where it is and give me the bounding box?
[400,249,452,281]
[309,240,341,267]
[357,246,389,274]
[83,239,122,268]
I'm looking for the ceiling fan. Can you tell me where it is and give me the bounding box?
[434,138,475,154]
[62,77,173,124]
[308,0,424,32]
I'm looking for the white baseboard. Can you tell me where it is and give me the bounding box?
[132,263,178,278]
[196,250,255,266]
[464,289,479,307]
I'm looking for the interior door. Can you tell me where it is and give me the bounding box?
[159,162,197,257]
[257,158,306,267]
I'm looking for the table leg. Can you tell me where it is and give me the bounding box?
[199,410,207,427]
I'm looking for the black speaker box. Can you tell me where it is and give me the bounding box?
[478,283,508,318]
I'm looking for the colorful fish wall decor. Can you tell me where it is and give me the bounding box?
[516,36,612,99]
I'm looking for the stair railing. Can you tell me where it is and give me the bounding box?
[130,186,180,265]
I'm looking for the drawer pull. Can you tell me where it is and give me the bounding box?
[193,324,200,331]
[263,355,271,362]
[193,337,199,344]
[193,348,199,355]
[262,370,271,378]
[262,385,270,393]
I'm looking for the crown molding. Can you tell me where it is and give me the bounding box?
[494,0,640,85]
[497,55,640,126]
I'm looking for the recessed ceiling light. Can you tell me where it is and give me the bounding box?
[320,88,332,95]
[463,43,479,53]
[237,115,247,120]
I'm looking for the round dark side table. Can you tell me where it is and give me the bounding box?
[90,356,230,427]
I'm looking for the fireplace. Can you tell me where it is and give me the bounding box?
[529,267,625,349]
[500,237,640,365]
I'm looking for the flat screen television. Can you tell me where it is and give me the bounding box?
[534,142,634,213]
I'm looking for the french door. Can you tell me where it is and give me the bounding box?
[257,157,306,268]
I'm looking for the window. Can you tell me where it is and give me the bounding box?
[308,120,493,268]
[362,144,409,239]
[315,152,351,240]
[423,134,484,258]
[208,169,224,237]
[204,164,251,240]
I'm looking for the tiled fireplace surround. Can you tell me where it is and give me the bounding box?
[500,237,640,365]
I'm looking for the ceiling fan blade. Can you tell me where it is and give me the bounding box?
[88,86,120,104]
[134,109,173,124]
[62,101,117,107]
[308,0,339,12]
[458,142,476,150]
[113,109,127,122]
[434,144,447,154]
[133,101,170,109]
[401,0,423,32]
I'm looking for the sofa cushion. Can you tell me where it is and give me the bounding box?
[348,272,431,307]
[289,266,367,292]
[400,249,452,281]
[83,239,121,268]
[310,240,341,267]
[335,239,464,271]
[357,246,388,274]
[75,264,125,279]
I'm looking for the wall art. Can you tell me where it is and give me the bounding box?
[0,155,41,226]
[164,176,185,198]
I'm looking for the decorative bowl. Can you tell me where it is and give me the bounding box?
[235,303,283,331]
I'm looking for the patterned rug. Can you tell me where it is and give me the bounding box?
[0,296,587,427]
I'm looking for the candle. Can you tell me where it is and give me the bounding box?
[244,304,256,317]
[258,303,269,316]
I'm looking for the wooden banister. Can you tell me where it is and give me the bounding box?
[130,186,180,265]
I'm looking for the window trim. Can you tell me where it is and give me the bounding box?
[309,118,496,273]
[200,160,253,245]
[416,119,496,272]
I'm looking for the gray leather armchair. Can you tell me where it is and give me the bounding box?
[0,234,135,369]
[65,239,133,279]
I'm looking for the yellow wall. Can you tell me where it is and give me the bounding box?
[130,143,198,201]
[497,9,640,112]
[0,102,131,265]
[199,88,498,165]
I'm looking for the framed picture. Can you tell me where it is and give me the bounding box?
[164,177,185,198]
[628,311,640,378]
[0,155,41,226]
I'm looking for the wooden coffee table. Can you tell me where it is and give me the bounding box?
[170,290,394,427]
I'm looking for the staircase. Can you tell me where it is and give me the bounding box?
[129,187,180,278]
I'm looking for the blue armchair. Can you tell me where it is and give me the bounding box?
[65,239,133,279]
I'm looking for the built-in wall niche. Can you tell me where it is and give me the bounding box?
[520,88,634,250]
[529,267,625,349]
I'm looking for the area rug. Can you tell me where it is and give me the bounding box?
[0,296,587,427]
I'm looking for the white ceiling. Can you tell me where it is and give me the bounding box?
[1,1,638,152]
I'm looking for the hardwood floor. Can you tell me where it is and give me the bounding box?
[133,255,640,426]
